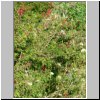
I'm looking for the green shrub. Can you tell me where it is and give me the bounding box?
[14,2,86,98]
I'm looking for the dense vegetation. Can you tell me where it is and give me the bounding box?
[14,2,86,98]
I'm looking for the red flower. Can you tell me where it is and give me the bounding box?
[41,65,46,72]
[17,8,25,16]
[46,9,52,17]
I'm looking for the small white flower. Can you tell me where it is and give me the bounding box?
[57,63,61,67]
[25,70,28,77]
[80,42,83,46]
[25,70,28,73]
[57,75,62,80]
[81,48,86,53]
[50,72,54,76]
[58,93,62,97]
[60,30,66,35]
[26,81,32,86]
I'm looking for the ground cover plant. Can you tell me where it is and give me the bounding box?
[14,2,86,98]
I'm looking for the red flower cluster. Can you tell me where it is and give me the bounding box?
[46,9,52,17]
[41,9,52,18]
[17,8,25,16]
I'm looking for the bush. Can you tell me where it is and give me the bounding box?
[14,2,86,98]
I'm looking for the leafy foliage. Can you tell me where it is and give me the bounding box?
[14,2,86,98]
